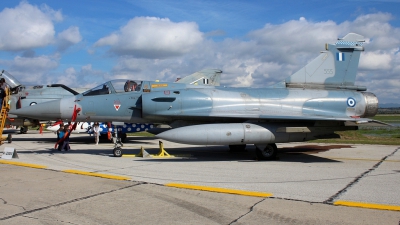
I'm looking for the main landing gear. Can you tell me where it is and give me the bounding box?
[229,143,278,160]
[255,143,278,160]
[20,126,28,134]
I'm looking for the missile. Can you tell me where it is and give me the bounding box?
[156,123,275,145]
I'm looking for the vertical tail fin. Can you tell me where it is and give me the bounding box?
[285,33,365,90]
[176,69,222,86]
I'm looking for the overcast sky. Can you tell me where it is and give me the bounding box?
[0,0,399,104]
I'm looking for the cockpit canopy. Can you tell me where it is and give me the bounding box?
[82,80,142,96]
[0,70,22,89]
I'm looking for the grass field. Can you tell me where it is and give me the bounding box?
[127,131,155,137]
[370,114,400,123]
[310,114,400,145]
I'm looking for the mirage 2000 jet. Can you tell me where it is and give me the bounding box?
[10,33,385,159]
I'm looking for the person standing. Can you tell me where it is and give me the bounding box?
[57,128,65,151]
[0,78,10,90]
[61,126,71,151]
[93,122,100,145]
[0,81,5,111]
[56,124,64,142]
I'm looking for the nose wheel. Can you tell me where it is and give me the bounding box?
[112,125,124,157]
[113,147,123,157]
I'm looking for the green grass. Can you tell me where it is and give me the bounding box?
[309,114,400,145]
[309,130,400,145]
[127,131,155,137]
[370,115,400,123]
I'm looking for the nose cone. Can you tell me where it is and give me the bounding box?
[9,99,62,120]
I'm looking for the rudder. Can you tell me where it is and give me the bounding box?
[286,33,365,90]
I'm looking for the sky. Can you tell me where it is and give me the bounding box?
[0,0,399,104]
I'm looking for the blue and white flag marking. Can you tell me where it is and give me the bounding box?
[88,123,154,134]
[336,52,345,61]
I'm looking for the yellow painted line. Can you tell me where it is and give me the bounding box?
[122,154,182,158]
[0,160,47,169]
[334,200,400,211]
[121,154,174,158]
[166,183,272,198]
[326,157,400,162]
[63,170,130,181]
[122,154,138,157]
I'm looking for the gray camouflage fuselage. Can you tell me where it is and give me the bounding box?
[10,33,383,151]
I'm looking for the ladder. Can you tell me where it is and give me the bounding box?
[0,87,11,144]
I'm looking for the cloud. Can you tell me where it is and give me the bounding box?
[49,64,109,87]
[247,17,339,64]
[0,1,62,51]
[56,26,82,52]
[103,12,400,104]
[94,17,203,58]
[6,55,59,84]
[359,51,392,70]
[12,55,59,72]
[55,67,78,86]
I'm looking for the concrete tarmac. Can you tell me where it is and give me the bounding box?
[0,130,399,224]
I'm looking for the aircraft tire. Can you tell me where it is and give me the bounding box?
[255,143,277,160]
[113,147,123,157]
[228,144,246,152]
[20,127,28,134]
[7,134,12,143]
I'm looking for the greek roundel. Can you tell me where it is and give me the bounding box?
[347,97,356,107]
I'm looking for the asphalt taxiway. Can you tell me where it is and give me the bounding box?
[0,130,399,224]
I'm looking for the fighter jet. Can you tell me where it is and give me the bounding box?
[10,33,384,159]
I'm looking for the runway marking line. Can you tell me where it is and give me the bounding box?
[334,200,400,211]
[122,154,138,157]
[63,169,130,181]
[0,160,47,169]
[326,157,400,162]
[122,154,191,158]
[166,183,272,198]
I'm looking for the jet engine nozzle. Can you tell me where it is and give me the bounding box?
[361,92,378,118]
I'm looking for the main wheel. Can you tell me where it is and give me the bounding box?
[255,143,277,160]
[7,134,12,143]
[113,147,123,157]
[20,126,28,134]
[228,144,246,152]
